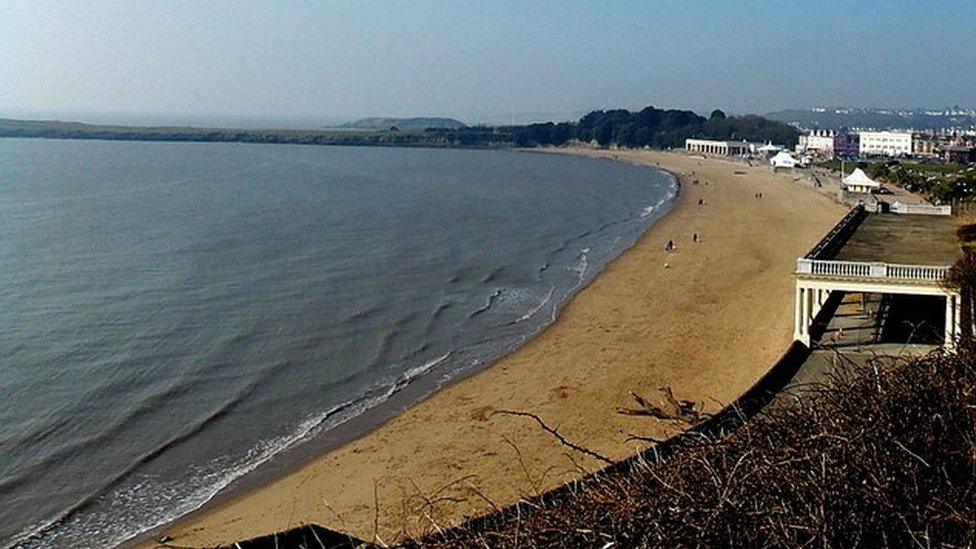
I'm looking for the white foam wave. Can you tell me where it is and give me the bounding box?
[514,284,556,323]
[570,247,589,280]
[11,351,456,549]
[395,352,452,388]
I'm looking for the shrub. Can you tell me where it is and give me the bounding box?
[414,345,976,548]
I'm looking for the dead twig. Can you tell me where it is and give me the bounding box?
[492,409,613,465]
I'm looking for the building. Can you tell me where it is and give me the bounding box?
[684,139,750,156]
[913,135,941,157]
[793,206,963,349]
[842,168,881,194]
[770,151,798,169]
[797,129,836,156]
[942,145,976,164]
[796,129,859,159]
[834,131,859,157]
[858,131,913,157]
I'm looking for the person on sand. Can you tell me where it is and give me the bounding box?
[693,233,699,243]
[665,239,674,251]
[698,198,704,205]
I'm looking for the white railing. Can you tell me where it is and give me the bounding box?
[885,263,949,281]
[797,258,949,282]
[890,202,952,216]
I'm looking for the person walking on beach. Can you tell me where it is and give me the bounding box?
[692,233,699,243]
[666,239,674,251]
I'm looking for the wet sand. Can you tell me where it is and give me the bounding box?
[151,149,846,547]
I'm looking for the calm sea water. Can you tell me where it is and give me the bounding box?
[0,139,675,547]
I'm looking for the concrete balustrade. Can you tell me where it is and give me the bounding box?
[796,258,949,282]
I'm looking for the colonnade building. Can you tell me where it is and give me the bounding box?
[684,139,750,156]
[794,206,966,350]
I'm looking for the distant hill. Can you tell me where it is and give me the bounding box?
[338,117,467,130]
[0,117,505,148]
[766,107,976,131]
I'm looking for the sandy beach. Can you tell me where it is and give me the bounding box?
[151,149,846,547]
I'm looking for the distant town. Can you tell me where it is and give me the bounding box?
[684,106,976,206]
[688,127,975,164]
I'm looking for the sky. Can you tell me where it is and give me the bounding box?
[1,0,974,127]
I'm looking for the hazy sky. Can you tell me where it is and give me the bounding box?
[2,0,974,126]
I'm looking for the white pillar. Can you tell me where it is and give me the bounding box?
[807,288,815,327]
[954,294,962,343]
[800,287,811,344]
[945,294,955,349]
[794,284,803,341]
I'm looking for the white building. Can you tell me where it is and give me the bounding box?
[798,129,836,155]
[858,131,913,157]
[770,151,798,169]
[842,168,881,194]
[684,139,750,156]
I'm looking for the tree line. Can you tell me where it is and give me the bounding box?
[1,105,800,150]
[503,106,799,148]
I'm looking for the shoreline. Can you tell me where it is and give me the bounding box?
[127,149,679,548]
[120,149,680,548]
[146,149,845,547]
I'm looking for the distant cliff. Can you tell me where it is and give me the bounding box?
[337,117,467,130]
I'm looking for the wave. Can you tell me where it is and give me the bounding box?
[512,284,556,324]
[7,365,274,548]
[8,349,455,549]
[0,359,282,496]
[423,300,456,338]
[480,266,504,284]
[468,288,503,319]
[571,247,590,282]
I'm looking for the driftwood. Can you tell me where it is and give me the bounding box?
[616,386,707,425]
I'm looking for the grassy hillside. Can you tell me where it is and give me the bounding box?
[0,118,506,148]
[338,117,467,130]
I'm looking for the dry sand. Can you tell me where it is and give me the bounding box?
[151,149,846,547]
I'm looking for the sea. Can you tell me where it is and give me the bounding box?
[0,138,676,547]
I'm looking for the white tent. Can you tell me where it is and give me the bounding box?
[770,151,797,169]
[756,143,782,158]
[842,168,881,194]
